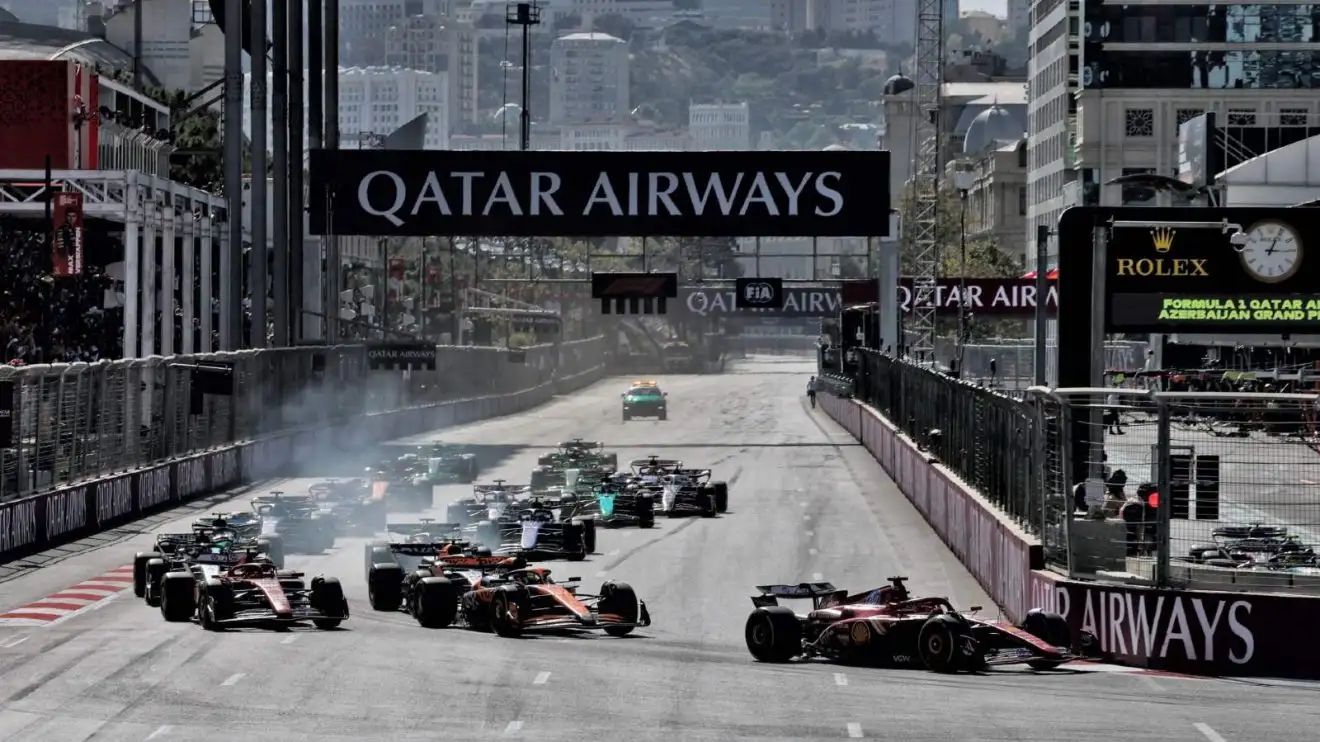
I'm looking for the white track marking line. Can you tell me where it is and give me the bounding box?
[1140,675,1164,692]
[805,530,815,537]
[847,722,864,738]
[533,671,551,685]
[607,549,620,556]
[811,572,824,581]
[220,673,245,687]
[808,548,818,555]
[1,636,29,649]
[502,720,523,737]
[1194,723,1226,742]
[281,635,299,645]
[595,570,608,578]
[800,501,808,507]
[146,725,172,740]
[834,673,848,686]
[803,514,811,521]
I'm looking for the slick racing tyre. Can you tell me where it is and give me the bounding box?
[490,587,529,638]
[599,581,642,637]
[711,482,729,514]
[1021,609,1071,670]
[745,607,802,663]
[577,519,597,554]
[160,572,197,623]
[368,563,404,612]
[310,576,348,630]
[637,496,656,529]
[918,615,974,673]
[133,551,163,598]
[413,577,458,629]
[144,558,169,607]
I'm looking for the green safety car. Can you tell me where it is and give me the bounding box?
[621,380,668,421]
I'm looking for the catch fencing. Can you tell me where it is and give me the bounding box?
[828,348,1320,593]
[834,349,1044,538]
[0,337,606,502]
[1032,388,1320,595]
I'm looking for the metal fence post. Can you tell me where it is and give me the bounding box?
[1056,392,1075,576]
[1155,392,1172,589]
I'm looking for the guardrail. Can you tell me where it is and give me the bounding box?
[0,337,608,562]
[817,358,1320,680]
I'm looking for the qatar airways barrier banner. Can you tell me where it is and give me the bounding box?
[819,389,1320,679]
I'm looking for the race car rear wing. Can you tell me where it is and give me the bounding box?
[629,458,682,469]
[385,521,462,538]
[474,484,532,495]
[751,582,843,610]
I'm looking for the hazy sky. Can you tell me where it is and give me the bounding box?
[960,0,1009,17]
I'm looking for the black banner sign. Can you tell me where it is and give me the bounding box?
[593,272,679,316]
[366,342,439,371]
[1044,580,1320,678]
[1106,210,1320,332]
[307,150,890,238]
[0,380,13,448]
[735,277,784,309]
[683,286,842,318]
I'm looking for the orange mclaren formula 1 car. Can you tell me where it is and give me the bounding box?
[367,544,650,637]
[744,577,1096,672]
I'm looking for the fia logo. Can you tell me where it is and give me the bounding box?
[742,282,777,304]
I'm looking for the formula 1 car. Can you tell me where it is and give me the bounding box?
[1185,524,1318,569]
[475,506,591,561]
[134,525,283,599]
[625,457,729,514]
[363,463,435,511]
[367,549,649,637]
[192,511,264,541]
[445,481,532,527]
[157,556,349,630]
[251,492,337,553]
[379,443,479,484]
[308,478,387,535]
[362,519,467,573]
[556,474,655,530]
[743,577,1093,672]
[536,439,619,471]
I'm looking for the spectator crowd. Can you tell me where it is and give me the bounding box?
[0,223,121,365]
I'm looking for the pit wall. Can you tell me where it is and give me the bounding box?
[820,390,1320,679]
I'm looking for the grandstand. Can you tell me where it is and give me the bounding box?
[0,22,230,363]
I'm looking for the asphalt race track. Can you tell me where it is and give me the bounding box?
[0,357,1314,741]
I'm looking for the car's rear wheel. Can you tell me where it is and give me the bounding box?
[1021,610,1070,670]
[413,577,458,629]
[745,607,802,662]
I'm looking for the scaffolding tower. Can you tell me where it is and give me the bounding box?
[907,0,945,361]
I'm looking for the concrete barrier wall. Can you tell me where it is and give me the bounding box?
[0,361,608,565]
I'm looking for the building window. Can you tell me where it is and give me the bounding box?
[1227,108,1256,126]
[1175,108,1203,127]
[1124,108,1154,137]
[1280,108,1308,126]
[1018,186,1027,216]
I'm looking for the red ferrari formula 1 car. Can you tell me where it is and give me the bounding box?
[743,576,1094,672]
[158,559,349,631]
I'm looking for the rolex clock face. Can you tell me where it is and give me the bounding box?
[1240,220,1303,283]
